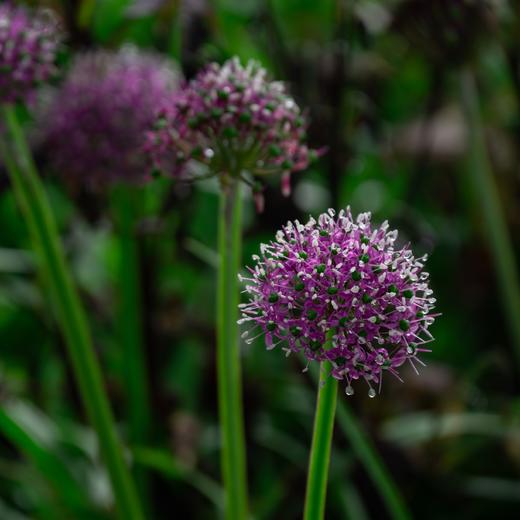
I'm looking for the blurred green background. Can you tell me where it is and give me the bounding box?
[2,0,520,518]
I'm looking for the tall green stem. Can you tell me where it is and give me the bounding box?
[217,179,248,519]
[0,104,143,520]
[459,70,520,368]
[306,362,411,520]
[112,186,151,505]
[304,330,338,520]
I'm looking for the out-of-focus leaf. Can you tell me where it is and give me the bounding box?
[132,446,223,510]
[254,417,308,467]
[91,0,131,42]
[183,237,219,269]
[0,278,41,309]
[332,481,370,520]
[0,249,34,274]
[0,401,95,517]
[461,476,520,501]
[382,412,520,445]
[0,496,30,520]
[213,0,270,61]
[270,0,336,44]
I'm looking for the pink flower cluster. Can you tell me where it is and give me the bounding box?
[0,3,62,103]
[41,47,180,185]
[239,208,437,396]
[145,57,320,209]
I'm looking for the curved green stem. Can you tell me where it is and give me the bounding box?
[459,70,520,369]
[217,179,249,519]
[0,104,143,520]
[304,330,338,520]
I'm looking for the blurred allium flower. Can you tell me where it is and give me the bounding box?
[0,3,62,104]
[145,57,320,210]
[42,47,180,185]
[239,208,437,397]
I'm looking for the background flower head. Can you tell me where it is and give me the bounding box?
[41,46,180,186]
[240,208,437,396]
[0,2,62,104]
[145,56,320,202]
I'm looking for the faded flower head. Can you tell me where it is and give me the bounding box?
[0,3,62,104]
[239,208,437,397]
[41,47,180,185]
[145,57,320,209]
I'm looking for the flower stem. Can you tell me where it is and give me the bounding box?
[335,401,411,520]
[305,361,411,520]
[0,104,143,520]
[459,70,520,369]
[112,185,151,506]
[216,179,249,519]
[304,330,338,520]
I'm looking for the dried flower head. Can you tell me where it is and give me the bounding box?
[145,57,320,208]
[239,208,437,397]
[0,3,62,104]
[41,47,180,185]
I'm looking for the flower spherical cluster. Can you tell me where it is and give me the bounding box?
[0,3,62,104]
[41,47,180,185]
[145,57,319,207]
[239,208,437,397]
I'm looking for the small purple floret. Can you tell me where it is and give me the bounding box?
[145,57,320,203]
[0,3,62,104]
[41,47,180,185]
[239,208,437,397]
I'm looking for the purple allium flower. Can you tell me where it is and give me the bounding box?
[145,57,320,208]
[0,3,62,104]
[41,47,180,185]
[239,208,437,397]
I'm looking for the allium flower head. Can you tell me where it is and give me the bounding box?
[145,57,320,209]
[239,208,437,397]
[41,47,180,185]
[0,3,62,104]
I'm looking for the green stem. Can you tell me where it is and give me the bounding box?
[304,330,338,520]
[217,179,249,519]
[0,104,143,520]
[459,70,520,369]
[112,186,151,506]
[306,362,411,520]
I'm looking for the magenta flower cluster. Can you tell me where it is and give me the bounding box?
[239,208,436,396]
[42,47,180,185]
[0,3,62,104]
[145,57,319,209]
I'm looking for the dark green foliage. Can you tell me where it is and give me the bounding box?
[1,0,520,519]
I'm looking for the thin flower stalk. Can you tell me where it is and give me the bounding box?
[304,330,338,520]
[0,7,143,518]
[40,49,180,505]
[0,104,144,520]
